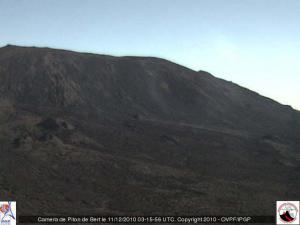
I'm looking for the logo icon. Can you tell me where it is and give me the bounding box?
[0,202,16,225]
[277,201,299,225]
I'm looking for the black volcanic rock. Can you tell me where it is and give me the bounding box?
[0,45,299,217]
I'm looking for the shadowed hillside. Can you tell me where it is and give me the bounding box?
[0,45,299,217]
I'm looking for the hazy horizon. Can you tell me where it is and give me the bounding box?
[1,0,299,109]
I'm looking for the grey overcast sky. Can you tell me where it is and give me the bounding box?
[1,0,299,109]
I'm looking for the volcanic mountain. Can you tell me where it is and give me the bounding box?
[0,45,299,216]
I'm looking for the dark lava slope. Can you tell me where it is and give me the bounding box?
[0,45,299,216]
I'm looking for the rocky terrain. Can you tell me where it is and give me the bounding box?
[0,45,299,218]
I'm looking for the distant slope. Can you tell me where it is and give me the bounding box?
[0,45,299,135]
